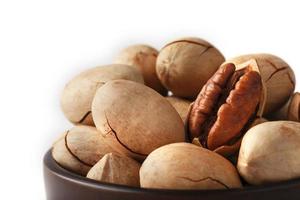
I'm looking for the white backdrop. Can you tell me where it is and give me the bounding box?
[0,0,299,199]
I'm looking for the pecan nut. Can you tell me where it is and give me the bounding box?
[187,63,262,156]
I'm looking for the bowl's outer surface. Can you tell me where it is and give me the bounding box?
[44,150,300,200]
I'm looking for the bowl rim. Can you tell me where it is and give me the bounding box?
[44,149,300,195]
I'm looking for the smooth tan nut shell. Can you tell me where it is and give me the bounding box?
[165,96,191,122]
[156,37,225,99]
[52,125,117,176]
[237,121,300,185]
[270,92,300,122]
[92,80,185,161]
[225,54,295,115]
[114,44,167,95]
[140,143,242,190]
[61,64,144,126]
[288,93,300,121]
[87,153,140,187]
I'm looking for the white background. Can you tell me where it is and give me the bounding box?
[0,0,299,199]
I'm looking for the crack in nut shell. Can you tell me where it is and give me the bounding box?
[64,131,93,167]
[156,37,225,99]
[103,112,148,157]
[188,63,262,155]
[140,143,242,189]
[52,125,119,176]
[91,80,186,161]
[177,176,229,189]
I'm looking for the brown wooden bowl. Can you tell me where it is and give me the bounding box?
[43,150,300,200]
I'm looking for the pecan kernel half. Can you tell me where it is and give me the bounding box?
[188,63,262,156]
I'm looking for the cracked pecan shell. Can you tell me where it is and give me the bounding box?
[140,143,242,189]
[52,125,117,176]
[91,80,185,161]
[61,64,144,126]
[156,37,225,99]
[187,63,262,156]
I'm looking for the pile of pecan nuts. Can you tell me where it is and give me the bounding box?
[52,37,300,190]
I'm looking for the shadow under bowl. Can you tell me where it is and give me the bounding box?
[43,150,300,200]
